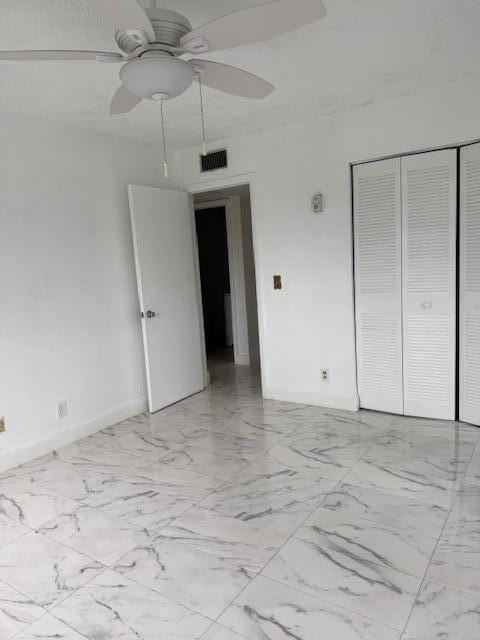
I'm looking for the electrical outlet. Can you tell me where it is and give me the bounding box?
[321,369,329,382]
[57,401,68,420]
[0,417,5,433]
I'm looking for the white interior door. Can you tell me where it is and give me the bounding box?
[460,143,480,426]
[401,149,457,420]
[353,158,404,414]
[129,185,206,413]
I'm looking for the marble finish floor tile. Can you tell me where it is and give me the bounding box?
[38,506,149,565]
[14,614,87,639]
[0,531,102,608]
[263,533,421,630]
[449,478,480,527]
[345,455,460,508]
[0,479,78,529]
[51,432,108,462]
[159,443,255,481]
[299,507,436,577]
[427,519,480,594]
[2,454,58,483]
[0,580,45,640]
[114,537,252,619]
[223,409,306,436]
[0,513,30,545]
[390,415,480,435]
[199,456,334,535]
[201,624,247,640]
[35,460,121,502]
[266,427,376,479]
[1,362,479,640]
[308,408,395,435]
[219,575,401,640]
[65,447,146,474]
[321,482,449,539]
[97,430,174,462]
[84,474,199,534]
[160,506,286,573]
[466,440,480,480]
[52,569,211,640]
[405,580,480,640]
[135,464,220,497]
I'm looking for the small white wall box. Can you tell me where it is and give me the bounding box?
[312,193,324,214]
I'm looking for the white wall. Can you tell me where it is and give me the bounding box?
[0,112,161,470]
[174,76,480,411]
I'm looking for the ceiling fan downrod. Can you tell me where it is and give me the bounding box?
[198,73,208,157]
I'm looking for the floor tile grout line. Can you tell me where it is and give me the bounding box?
[3,366,478,639]
[9,607,91,640]
[208,419,398,635]
[113,406,344,631]
[80,556,219,626]
[145,413,315,539]
[398,422,480,638]
[255,569,408,635]
[288,515,437,581]
[311,486,445,543]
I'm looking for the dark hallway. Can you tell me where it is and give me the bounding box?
[195,207,233,361]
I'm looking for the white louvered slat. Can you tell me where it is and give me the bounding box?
[460,143,480,425]
[464,316,480,407]
[405,315,452,401]
[354,159,403,414]
[358,314,403,395]
[402,149,457,420]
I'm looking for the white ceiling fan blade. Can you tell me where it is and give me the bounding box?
[192,60,275,99]
[86,0,155,40]
[110,84,143,115]
[0,50,122,61]
[181,0,326,54]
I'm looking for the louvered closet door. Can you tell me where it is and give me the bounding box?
[354,158,403,414]
[460,143,480,426]
[401,149,457,420]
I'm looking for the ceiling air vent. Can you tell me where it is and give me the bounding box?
[200,149,228,173]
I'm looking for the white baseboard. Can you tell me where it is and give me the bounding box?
[263,387,360,412]
[0,399,147,474]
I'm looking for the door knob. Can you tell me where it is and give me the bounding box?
[422,301,432,310]
[146,310,156,319]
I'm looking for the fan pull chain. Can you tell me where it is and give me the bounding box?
[160,100,169,178]
[198,73,208,157]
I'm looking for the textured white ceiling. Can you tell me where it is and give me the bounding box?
[1,0,480,148]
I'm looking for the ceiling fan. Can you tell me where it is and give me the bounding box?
[0,0,327,114]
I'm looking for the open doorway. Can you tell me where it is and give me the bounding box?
[195,206,233,362]
[194,185,261,377]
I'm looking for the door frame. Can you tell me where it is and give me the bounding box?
[187,173,266,391]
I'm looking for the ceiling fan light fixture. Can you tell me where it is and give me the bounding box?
[119,54,195,101]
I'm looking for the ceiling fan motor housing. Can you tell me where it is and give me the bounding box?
[120,53,195,101]
[145,8,192,47]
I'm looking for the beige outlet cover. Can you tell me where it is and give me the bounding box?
[0,418,5,433]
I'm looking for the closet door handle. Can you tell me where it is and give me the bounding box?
[422,301,432,310]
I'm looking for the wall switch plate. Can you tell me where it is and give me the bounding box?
[321,369,329,382]
[57,401,68,420]
[273,275,282,290]
[312,193,324,214]
[0,417,5,433]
